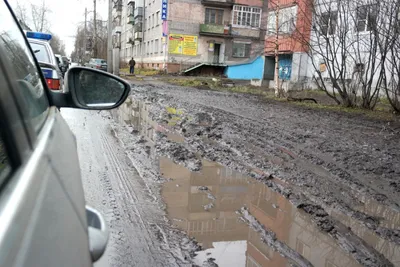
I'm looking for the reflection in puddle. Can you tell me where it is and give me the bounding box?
[160,157,361,267]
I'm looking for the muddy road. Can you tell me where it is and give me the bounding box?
[108,80,400,267]
[61,109,197,267]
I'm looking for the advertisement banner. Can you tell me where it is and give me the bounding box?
[168,34,198,56]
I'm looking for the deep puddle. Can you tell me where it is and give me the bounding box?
[117,98,400,266]
[159,157,361,267]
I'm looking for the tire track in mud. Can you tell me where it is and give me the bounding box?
[63,109,190,267]
[99,129,176,267]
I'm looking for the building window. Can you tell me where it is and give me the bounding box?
[267,5,297,34]
[156,11,160,25]
[356,5,377,32]
[321,11,337,36]
[232,5,261,28]
[151,40,154,54]
[205,8,224,25]
[148,16,151,30]
[155,39,159,53]
[232,42,251,58]
[152,14,155,27]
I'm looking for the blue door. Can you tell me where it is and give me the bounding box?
[279,55,292,81]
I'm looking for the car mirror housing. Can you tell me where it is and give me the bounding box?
[49,67,131,110]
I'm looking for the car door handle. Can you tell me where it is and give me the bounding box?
[86,206,109,262]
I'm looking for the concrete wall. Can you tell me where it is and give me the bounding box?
[225,56,265,80]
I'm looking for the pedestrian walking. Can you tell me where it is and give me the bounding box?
[129,57,136,74]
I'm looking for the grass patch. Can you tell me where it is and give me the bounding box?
[163,77,398,121]
[291,101,396,121]
[120,68,160,76]
[165,78,204,87]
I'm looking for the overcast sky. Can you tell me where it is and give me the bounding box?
[9,0,108,56]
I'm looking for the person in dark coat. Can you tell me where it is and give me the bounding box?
[128,57,136,74]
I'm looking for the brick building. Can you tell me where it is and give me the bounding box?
[112,0,268,73]
[264,0,312,86]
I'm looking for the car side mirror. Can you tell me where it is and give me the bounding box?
[86,206,108,262]
[50,67,131,109]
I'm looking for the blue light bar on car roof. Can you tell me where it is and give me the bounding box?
[26,31,52,41]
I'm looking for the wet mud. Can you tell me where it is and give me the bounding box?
[108,82,400,266]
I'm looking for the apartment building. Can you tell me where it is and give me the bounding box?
[112,0,268,73]
[264,0,312,86]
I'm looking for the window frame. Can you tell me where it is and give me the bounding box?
[267,5,297,35]
[232,5,262,28]
[205,8,224,25]
[232,42,251,58]
[356,5,377,33]
[320,10,338,36]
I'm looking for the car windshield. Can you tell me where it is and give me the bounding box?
[29,42,50,63]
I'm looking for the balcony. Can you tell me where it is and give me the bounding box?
[134,32,143,41]
[127,14,135,24]
[133,22,143,32]
[231,27,261,39]
[134,7,143,18]
[113,25,122,35]
[201,0,233,7]
[199,24,231,37]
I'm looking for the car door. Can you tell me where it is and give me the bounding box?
[0,2,92,267]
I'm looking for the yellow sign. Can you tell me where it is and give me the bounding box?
[168,34,198,56]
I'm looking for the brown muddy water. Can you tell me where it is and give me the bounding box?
[159,156,361,267]
[114,97,400,267]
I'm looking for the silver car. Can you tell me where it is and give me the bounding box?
[0,1,130,266]
[87,58,108,72]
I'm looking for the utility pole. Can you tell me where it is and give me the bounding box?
[107,0,113,73]
[84,8,87,64]
[93,0,97,58]
[274,3,280,97]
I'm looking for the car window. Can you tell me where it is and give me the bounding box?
[0,3,49,133]
[29,42,50,63]
[101,60,106,64]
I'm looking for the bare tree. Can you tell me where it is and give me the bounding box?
[72,16,108,62]
[49,33,66,55]
[295,0,396,109]
[31,0,50,32]
[15,0,29,25]
[378,0,400,112]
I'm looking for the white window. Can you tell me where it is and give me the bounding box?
[232,5,261,28]
[155,39,159,53]
[148,16,151,30]
[151,40,154,54]
[356,5,377,32]
[232,42,251,58]
[156,11,160,25]
[267,5,297,34]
